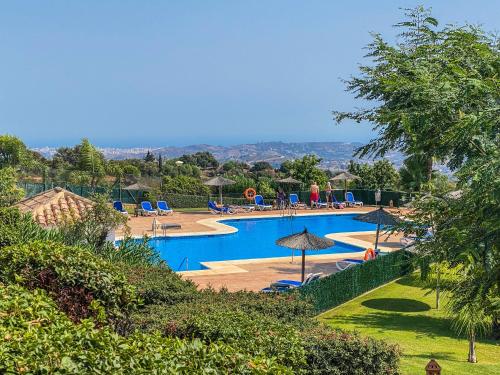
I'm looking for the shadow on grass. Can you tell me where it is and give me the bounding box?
[361,298,431,312]
[405,352,457,361]
[395,275,425,287]
[324,312,452,339]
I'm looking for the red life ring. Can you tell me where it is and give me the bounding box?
[364,248,376,261]
[244,188,257,201]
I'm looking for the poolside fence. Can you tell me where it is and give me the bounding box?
[19,182,409,208]
[299,249,412,313]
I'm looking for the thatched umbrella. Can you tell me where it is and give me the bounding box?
[123,182,152,205]
[330,171,361,196]
[277,176,302,184]
[277,176,302,200]
[276,228,334,282]
[123,182,152,191]
[203,176,236,205]
[355,207,400,251]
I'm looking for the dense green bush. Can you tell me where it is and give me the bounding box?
[303,328,401,375]
[0,207,58,248]
[299,250,411,312]
[122,263,199,305]
[0,241,137,327]
[0,284,290,374]
[130,284,315,329]
[166,309,307,371]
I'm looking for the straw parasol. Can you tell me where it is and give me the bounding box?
[355,207,400,251]
[123,182,152,191]
[277,176,302,184]
[203,176,236,205]
[276,228,334,282]
[330,171,361,196]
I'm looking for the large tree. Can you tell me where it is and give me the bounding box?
[334,6,499,183]
[0,167,24,207]
[339,7,499,363]
[0,135,31,169]
[77,139,106,187]
[286,155,327,187]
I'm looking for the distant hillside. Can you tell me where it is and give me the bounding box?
[33,141,406,170]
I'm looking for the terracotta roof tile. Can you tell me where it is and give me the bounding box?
[14,187,94,227]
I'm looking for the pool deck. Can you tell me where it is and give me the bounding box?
[117,206,405,292]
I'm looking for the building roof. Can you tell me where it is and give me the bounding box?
[14,187,94,227]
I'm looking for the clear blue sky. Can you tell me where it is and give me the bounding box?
[0,1,498,148]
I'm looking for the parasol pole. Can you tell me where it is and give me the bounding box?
[374,222,381,251]
[301,250,306,282]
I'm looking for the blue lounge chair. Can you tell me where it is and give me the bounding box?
[140,201,158,216]
[254,195,272,211]
[208,201,235,215]
[313,198,328,209]
[261,273,322,293]
[345,192,363,207]
[156,201,173,215]
[331,194,345,209]
[113,201,128,215]
[289,194,307,209]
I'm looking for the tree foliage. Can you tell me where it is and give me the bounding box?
[286,155,327,187]
[0,135,31,168]
[348,159,399,190]
[0,167,24,207]
[334,6,499,180]
[179,151,219,169]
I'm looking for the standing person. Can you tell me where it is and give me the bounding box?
[325,181,333,209]
[276,187,286,209]
[310,181,319,208]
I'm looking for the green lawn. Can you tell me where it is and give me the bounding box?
[319,276,499,375]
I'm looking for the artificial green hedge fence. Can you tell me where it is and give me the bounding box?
[299,250,411,313]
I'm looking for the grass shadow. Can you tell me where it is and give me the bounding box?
[361,298,431,312]
[324,312,452,339]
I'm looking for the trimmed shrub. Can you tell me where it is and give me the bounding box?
[0,241,137,327]
[165,309,307,371]
[122,263,199,305]
[303,328,401,375]
[130,287,315,330]
[0,284,291,374]
[299,250,411,312]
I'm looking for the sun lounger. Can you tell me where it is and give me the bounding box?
[254,195,272,211]
[156,201,173,215]
[140,201,158,216]
[335,258,365,271]
[289,194,307,209]
[229,204,255,213]
[113,201,128,215]
[401,229,433,247]
[208,201,235,214]
[331,195,345,209]
[261,273,323,292]
[345,192,363,207]
[313,198,328,209]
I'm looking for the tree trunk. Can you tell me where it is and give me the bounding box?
[468,331,477,363]
[436,267,440,310]
[426,156,433,183]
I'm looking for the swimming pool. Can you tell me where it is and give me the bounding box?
[147,214,377,271]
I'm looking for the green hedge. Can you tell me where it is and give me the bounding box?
[0,285,290,374]
[299,250,411,312]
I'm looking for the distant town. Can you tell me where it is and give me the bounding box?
[34,141,408,171]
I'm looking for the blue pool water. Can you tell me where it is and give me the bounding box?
[147,214,377,271]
